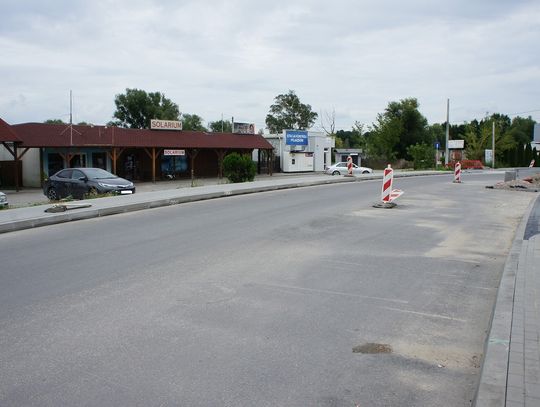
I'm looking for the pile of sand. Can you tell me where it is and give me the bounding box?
[489,172,540,192]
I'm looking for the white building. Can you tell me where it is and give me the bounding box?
[261,130,335,173]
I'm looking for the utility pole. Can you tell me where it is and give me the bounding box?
[444,99,450,166]
[70,90,73,146]
[492,120,495,169]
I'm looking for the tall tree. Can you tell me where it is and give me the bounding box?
[209,119,232,132]
[182,114,207,131]
[320,108,336,136]
[368,98,429,161]
[112,88,180,129]
[265,90,318,133]
[506,116,535,145]
[463,116,515,163]
[335,122,368,150]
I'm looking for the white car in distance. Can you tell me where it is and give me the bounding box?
[325,162,373,176]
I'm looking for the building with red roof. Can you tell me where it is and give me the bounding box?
[0,119,274,188]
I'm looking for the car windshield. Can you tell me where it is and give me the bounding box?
[83,168,118,179]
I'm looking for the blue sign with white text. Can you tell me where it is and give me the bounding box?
[285,130,308,146]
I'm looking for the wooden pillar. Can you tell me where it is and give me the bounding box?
[143,147,161,183]
[112,148,117,174]
[215,149,226,179]
[152,147,156,183]
[188,149,199,187]
[107,147,124,175]
[14,143,19,192]
[269,149,274,176]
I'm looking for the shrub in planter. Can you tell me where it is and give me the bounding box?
[223,153,257,183]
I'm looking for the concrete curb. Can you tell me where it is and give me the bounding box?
[473,195,539,406]
[0,171,450,235]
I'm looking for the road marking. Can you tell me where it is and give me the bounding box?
[319,258,468,277]
[380,306,468,322]
[249,283,408,304]
[439,282,496,290]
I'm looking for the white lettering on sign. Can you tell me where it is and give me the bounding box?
[150,119,182,130]
[163,149,185,156]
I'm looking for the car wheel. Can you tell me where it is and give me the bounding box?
[87,187,98,198]
[362,170,370,174]
[47,187,59,201]
[332,170,340,176]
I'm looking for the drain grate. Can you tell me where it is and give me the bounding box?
[352,343,392,354]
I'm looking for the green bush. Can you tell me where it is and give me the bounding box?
[407,143,435,169]
[223,153,256,183]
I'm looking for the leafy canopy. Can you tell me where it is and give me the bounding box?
[368,98,429,161]
[112,88,180,129]
[209,119,232,133]
[265,90,318,134]
[182,114,207,131]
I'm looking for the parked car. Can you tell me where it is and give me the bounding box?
[0,191,8,208]
[325,162,373,176]
[43,168,135,200]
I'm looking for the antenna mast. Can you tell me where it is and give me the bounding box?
[70,90,73,146]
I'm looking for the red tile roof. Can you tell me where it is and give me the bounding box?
[10,122,273,150]
[0,118,21,142]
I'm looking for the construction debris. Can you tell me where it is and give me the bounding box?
[487,172,540,192]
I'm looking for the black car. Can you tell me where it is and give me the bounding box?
[43,168,135,200]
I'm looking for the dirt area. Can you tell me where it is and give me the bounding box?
[488,172,540,192]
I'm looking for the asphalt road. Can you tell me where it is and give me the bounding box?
[0,173,535,406]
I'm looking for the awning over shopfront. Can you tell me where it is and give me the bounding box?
[1,119,275,184]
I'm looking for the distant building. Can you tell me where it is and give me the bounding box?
[333,149,364,166]
[262,131,334,173]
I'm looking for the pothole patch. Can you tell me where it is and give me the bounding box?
[353,343,393,354]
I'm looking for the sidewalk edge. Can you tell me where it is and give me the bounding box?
[473,195,539,406]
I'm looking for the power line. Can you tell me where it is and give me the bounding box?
[507,109,540,116]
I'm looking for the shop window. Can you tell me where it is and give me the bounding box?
[69,154,86,168]
[47,153,64,176]
[92,152,107,169]
[161,155,188,177]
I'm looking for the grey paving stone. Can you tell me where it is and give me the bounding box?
[507,385,525,402]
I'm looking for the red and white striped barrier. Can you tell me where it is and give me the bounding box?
[381,164,394,202]
[347,155,353,176]
[376,164,404,207]
[453,162,461,183]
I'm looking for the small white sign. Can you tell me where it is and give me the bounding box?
[151,119,182,130]
[448,140,464,149]
[163,149,185,156]
[485,149,493,163]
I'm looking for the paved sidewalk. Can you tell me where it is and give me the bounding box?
[0,170,450,234]
[0,173,365,234]
[475,195,540,406]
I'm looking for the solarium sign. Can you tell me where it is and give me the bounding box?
[285,130,308,146]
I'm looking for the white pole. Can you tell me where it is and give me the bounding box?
[445,99,450,165]
[70,90,73,146]
[492,121,495,169]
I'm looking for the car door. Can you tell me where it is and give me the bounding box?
[336,163,347,174]
[53,169,72,198]
[70,169,88,199]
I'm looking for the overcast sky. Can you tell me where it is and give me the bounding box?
[1,0,539,132]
